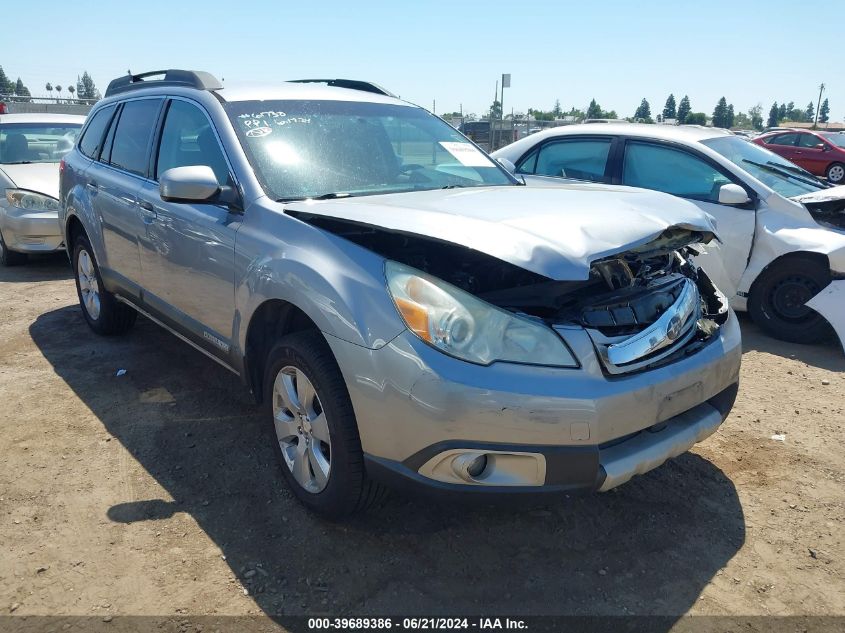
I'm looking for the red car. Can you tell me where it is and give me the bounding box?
[754,129,845,185]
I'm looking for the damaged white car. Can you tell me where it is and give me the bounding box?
[494,125,845,348]
[60,72,741,517]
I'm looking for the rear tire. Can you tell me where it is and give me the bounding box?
[72,234,137,335]
[263,330,386,519]
[748,257,831,344]
[826,162,845,185]
[0,231,27,266]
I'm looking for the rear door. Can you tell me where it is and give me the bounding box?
[515,136,616,183]
[616,139,755,299]
[762,132,800,165]
[88,98,163,294]
[793,132,829,175]
[136,98,240,355]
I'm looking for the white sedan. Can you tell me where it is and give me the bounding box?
[0,113,86,265]
[494,124,845,348]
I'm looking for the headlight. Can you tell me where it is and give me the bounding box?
[385,261,578,367]
[5,189,60,212]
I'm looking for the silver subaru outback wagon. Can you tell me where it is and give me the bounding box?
[59,70,741,518]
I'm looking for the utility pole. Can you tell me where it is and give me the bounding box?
[501,73,510,149]
[814,83,825,130]
[492,79,498,151]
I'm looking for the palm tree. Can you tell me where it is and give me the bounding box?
[55,85,63,102]
[67,85,75,104]
[45,82,53,100]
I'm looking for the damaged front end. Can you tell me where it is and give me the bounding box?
[292,211,729,374]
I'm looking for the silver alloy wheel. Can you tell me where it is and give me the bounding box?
[272,365,331,493]
[829,164,845,183]
[77,249,101,320]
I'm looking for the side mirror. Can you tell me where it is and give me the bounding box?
[159,166,220,203]
[718,183,751,206]
[816,143,829,151]
[496,157,516,174]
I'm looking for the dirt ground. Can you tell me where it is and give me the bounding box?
[1,255,843,629]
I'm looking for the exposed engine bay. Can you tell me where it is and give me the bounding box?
[295,214,730,373]
[803,198,845,231]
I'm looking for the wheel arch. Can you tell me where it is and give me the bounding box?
[243,299,323,404]
[748,250,832,300]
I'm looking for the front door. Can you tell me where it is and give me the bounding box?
[619,140,756,301]
[136,98,240,355]
[793,133,830,176]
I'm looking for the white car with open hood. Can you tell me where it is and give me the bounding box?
[494,124,845,350]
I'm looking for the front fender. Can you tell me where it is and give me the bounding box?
[234,212,406,357]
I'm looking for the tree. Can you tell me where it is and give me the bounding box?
[67,85,76,103]
[712,97,729,128]
[748,103,763,130]
[45,82,53,99]
[634,98,652,122]
[727,104,735,128]
[820,98,830,124]
[778,102,787,121]
[552,99,562,118]
[77,71,100,101]
[0,66,13,94]
[732,112,751,129]
[586,98,603,119]
[805,102,815,120]
[488,99,502,120]
[767,102,779,128]
[55,85,63,102]
[14,78,31,102]
[663,94,677,120]
[677,95,691,124]
[686,112,707,125]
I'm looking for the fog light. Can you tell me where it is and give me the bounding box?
[452,452,488,482]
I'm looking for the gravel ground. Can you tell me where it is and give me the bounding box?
[1,255,843,629]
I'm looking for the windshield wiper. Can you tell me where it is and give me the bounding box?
[2,160,33,165]
[742,159,825,188]
[275,192,353,203]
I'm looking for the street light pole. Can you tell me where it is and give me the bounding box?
[814,83,825,130]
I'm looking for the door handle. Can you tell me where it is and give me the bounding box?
[86,181,98,194]
[139,201,157,224]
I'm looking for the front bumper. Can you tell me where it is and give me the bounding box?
[325,310,742,495]
[0,203,63,253]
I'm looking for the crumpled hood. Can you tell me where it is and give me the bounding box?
[791,185,845,204]
[283,184,717,280]
[0,163,61,199]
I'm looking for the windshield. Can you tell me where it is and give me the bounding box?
[225,100,514,201]
[0,123,82,164]
[702,135,827,198]
[821,133,845,148]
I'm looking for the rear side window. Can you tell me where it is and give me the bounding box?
[767,133,798,146]
[156,100,230,184]
[528,138,612,182]
[78,105,116,159]
[109,99,162,176]
[622,141,730,203]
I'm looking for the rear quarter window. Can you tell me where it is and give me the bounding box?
[78,105,116,159]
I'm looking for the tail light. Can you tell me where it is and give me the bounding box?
[0,102,7,114]
[59,159,65,173]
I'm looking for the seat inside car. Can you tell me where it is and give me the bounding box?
[3,133,31,162]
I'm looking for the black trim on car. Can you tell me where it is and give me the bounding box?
[513,134,619,184]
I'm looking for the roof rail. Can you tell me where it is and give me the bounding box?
[288,79,396,98]
[105,69,223,98]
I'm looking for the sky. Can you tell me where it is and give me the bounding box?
[4,0,841,122]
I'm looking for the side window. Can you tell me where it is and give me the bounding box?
[622,142,731,203]
[533,138,612,182]
[797,134,822,149]
[515,148,538,174]
[78,105,116,159]
[156,100,230,185]
[768,133,798,146]
[109,99,162,177]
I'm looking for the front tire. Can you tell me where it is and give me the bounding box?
[0,231,27,266]
[748,257,831,344]
[826,162,845,185]
[263,330,385,519]
[72,235,137,335]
